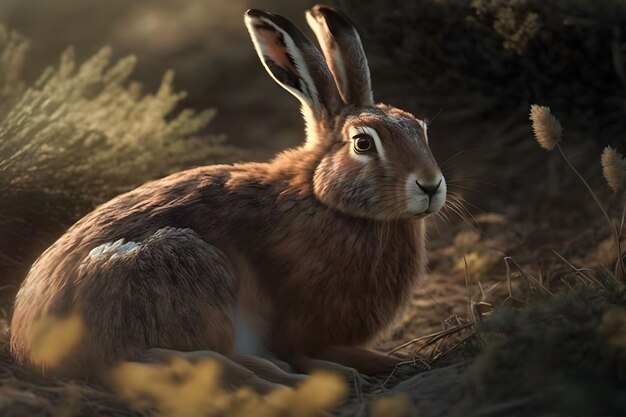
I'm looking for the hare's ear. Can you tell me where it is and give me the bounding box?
[245,9,341,118]
[306,5,373,106]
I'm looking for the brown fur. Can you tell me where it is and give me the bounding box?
[10,5,444,377]
[307,5,374,105]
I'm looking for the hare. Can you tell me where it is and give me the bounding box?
[10,5,446,382]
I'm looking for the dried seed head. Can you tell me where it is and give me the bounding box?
[529,105,562,150]
[601,146,626,193]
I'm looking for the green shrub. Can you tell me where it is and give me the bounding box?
[0,26,241,290]
[459,285,626,415]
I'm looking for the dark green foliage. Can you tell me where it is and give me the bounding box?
[457,285,626,416]
[335,0,626,145]
[0,27,242,291]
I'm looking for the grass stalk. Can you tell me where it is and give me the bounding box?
[557,144,624,281]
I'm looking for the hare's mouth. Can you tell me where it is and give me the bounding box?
[410,210,436,219]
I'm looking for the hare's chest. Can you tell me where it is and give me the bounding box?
[259,218,421,347]
[267,216,421,287]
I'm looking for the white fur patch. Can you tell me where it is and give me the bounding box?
[362,126,386,161]
[417,119,429,143]
[302,105,319,150]
[405,173,447,214]
[429,176,447,212]
[89,238,141,260]
[405,173,430,214]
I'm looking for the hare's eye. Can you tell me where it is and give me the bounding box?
[353,134,376,153]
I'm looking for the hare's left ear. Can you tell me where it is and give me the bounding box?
[306,5,373,106]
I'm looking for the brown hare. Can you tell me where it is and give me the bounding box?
[10,5,446,382]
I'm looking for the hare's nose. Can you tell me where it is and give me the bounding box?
[416,179,442,197]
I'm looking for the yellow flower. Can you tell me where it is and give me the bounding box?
[110,359,348,417]
[598,308,626,352]
[111,358,224,417]
[28,314,84,368]
[370,394,418,417]
[290,371,348,417]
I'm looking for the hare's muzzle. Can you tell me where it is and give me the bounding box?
[405,173,447,216]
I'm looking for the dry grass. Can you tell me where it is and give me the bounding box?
[528,105,625,281]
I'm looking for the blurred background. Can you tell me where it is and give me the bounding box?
[4,0,624,155]
[0,0,316,153]
[1,0,625,331]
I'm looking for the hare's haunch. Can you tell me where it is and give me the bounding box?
[10,5,446,376]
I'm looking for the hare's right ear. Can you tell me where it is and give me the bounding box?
[306,5,373,106]
[245,9,341,118]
